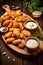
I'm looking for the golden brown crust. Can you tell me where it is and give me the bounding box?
[1,10,32,49]
[6,37,15,43]
[21,30,31,37]
[18,39,25,48]
[12,39,21,45]
[8,22,12,28]
[4,32,12,38]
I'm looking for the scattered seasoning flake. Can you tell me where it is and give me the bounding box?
[2,52,7,55]
[8,56,10,59]
[13,59,16,61]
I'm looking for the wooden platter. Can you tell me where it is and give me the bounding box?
[1,5,43,57]
[2,35,43,56]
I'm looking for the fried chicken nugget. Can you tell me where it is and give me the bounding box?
[14,17,18,22]
[15,10,23,16]
[21,13,31,21]
[3,20,11,26]
[22,30,31,37]
[2,14,10,21]
[4,32,12,38]
[12,17,19,28]
[18,22,24,30]
[12,17,18,23]
[9,28,20,32]
[19,33,26,39]
[6,37,15,43]
[12,39,21,45]
[11,28,20,37]
[9,28,15,32]
[13,30,20,38]
[18,39,25,48]
[13,28,20,31]
[12,21,19,28]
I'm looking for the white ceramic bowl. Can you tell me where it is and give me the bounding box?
[32,11,42,18]
[24,20,38,32]
[25,37,40,51]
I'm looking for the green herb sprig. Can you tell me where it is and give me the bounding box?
[32,31,43,40]
[23,0,43,13]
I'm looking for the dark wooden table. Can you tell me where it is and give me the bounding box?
[0,0,43,65]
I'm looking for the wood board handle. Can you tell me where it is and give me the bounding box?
[2,5,11,12]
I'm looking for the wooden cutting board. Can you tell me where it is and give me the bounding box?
[1,5,43,57]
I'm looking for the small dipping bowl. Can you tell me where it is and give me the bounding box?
[25,37,40,51]
[32,11,42,18]
[0,27,8,33]
[24,20,38,32]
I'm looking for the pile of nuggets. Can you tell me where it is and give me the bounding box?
[0,10,32,48]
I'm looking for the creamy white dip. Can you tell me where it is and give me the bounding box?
[32,11,42,16]
[26,39,38,48]
[25,22,37,29]
[32,11,42,18]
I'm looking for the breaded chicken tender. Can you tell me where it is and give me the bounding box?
[6,37,15,43]
[4,32,12,38]
[21,13,31,21]
[22,30,31,37]
[19,33,26,39]
[9,28,20,32]
[12,19,19,27]
[18,22,24,30]
[13,22,19,28]
[14,17,18,22]
[12,39,21,45]
[13,28,20,32]
[3,20,11,26]
[19,33,24,38]
[15,10,23,16]
[18,39,25,48]
[2,14,10,21]
[8,22,12,28]
[9,28,15,32]
[13,30,20,37]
